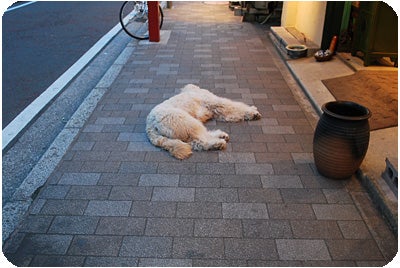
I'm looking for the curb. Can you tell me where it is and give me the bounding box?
[357,170,398,236]
[2,42,135,244]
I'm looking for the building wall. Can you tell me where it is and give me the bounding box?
[281,1,327,46]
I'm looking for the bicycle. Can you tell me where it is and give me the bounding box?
[119,1,164,40]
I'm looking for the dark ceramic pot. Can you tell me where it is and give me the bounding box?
[313,101,371,179]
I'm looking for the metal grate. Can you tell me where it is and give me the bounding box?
[382,158,398,197]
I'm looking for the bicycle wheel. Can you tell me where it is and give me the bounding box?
[120,1,163,40]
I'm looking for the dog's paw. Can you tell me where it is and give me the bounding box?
[219,132,230,142]
[245,106,262,121]
[210,129,230,142]
[213,140,227,150]
[252,111,262,120]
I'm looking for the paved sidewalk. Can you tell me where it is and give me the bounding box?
[3,2,397,266]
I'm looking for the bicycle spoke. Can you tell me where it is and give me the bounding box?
[119,1,163,40]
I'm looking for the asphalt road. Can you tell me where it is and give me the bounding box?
[2,1,124,128]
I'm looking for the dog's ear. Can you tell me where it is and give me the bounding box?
[182,84,200,92]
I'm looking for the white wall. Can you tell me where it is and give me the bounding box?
[281,1,327,46]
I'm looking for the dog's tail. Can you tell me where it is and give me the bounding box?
[146,127,192,160]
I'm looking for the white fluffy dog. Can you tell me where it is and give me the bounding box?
[146,84,261,159]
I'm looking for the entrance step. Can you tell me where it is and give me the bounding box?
[269,26,320,59]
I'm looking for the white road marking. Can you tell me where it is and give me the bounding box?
[4,1,37,13]
[2,20,123,150]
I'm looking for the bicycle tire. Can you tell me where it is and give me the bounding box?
[119,1,163,40]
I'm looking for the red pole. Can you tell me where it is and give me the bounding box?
[148,1,160,42]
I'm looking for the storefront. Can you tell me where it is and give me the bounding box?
[280,1,397,66]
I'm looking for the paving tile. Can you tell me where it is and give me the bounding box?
[139,174,179,187]
[30,255,85,267]
[85,257,138,267]
[326,239,384,261]
[323,188,354,204]
[242,219,292,238]
[172,237,224,259]
[58,172,100,185]
[107,151,146,162]
[39,199,87,215]
[138,258,192,267]
[152,187,195,202]
[176,202,222,219]
[247,260,303,267]
[108,186,153,201]
[145,218,193,237]
[127,141,161,152]
[305,260,358,266]
[337,220,372,239]
[254,152,292,163]
[280,188,326,203]
[262,126,295,134]
[19,215,53,233]
[179,174,221,187]
[312,204,363,220]
[235,163,274,175]
[272,162,314,175]
[238,188,282,203]
[231,142,267,153]
[124,87,150,94]
[68,235,122,256]
[195,188,238,202]
[84,200,132,216]
[95,117,125,125]
[291,153,314,164]
[224,238,278,260]
[290,220,342,239]
[39,185,70,199]
[356,261,388,267]
[92,141,128,151]
[96,217,145,235]
[130,201,176,217]
[120,236,172,258]
[276,239,331,261]
[220,175,262,188]
[129,78,153,84]
[98,173,140,186]
[71,141,95,151]
[272,105,302,112]
[73,151,110,161]
[299,175,346,189]
[261,175,303,188]
[196,163,235,174]
[78,132,118,142]
[48,216,99,234]
[17,234,73,255]
[80,161,121,173]
[66,185,111,199]
[119,162,158,174]
[194,219,242,237]
[268,204,315,220]
[222,203,268,219]
[267,142,303,153]
[157,162,196,174]
[193,259,247,267]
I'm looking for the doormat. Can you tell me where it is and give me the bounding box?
[322,70,398,131]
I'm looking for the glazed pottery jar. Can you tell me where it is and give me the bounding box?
[313,101,371,179]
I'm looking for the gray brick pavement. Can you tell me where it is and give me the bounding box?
[3,2,396,266]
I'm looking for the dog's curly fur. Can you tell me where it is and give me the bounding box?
[146,84,261,159]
